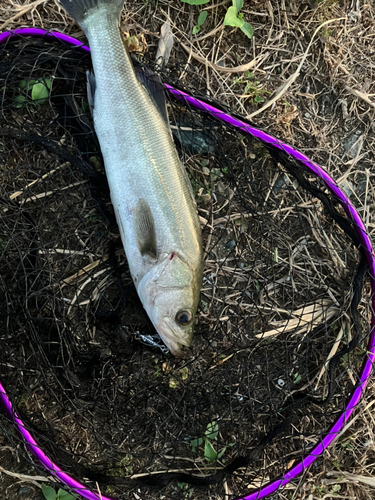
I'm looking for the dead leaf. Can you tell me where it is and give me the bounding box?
[123,32,147,53]
[277,105,299,124]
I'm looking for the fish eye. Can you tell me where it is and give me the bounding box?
[176,310,193,326]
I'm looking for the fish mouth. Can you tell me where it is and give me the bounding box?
[157,318,193,358]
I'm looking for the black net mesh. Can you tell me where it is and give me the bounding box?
[0,34,372,500]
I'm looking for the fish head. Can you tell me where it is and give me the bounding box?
[137,251,202,357]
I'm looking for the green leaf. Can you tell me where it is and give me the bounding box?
[43,78,52,90]
[31,81,50,103]
[192,25,200,34]
[240,21,254,39]
[233,0,243,12]
[244,82,253,94]
[169,377,179,388]
[190,437,203,451]
[205,421,219,440]
[197,10,208,25]
[341,441,353,450]
[14,95,26,108]
[217,446,227,459]
[19,79,37,88]
[41,484,57,500]
[181,0,209,4]
[223,6,244,28]
[57,489,77,500]
[204,440,217,462]
[254,94,264,103]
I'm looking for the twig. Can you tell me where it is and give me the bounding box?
[21,180,87,204]
[326,471,375,487]
[257,300,339,339]
[0,465,51,483]
[194,24,224,43]
[181,42,268,74]
[246,17,345,119]
[202,0,231,10]
[345,85,375,109]
[9,163,69,200]
[0,0,46,30]
[315,316,347,388]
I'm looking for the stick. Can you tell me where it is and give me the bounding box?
[345,85,375,109]
[246,17,345,119]
[180,42,268,74]
[0,0,46,30]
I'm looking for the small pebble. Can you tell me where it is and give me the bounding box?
[18,487,33,496]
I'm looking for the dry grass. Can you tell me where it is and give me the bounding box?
[0,0,375,499]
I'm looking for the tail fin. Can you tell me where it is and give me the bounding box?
[59,0,125,28]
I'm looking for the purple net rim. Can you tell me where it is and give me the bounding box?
[0,27,373,500]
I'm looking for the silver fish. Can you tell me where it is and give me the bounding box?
[59,0,203,356]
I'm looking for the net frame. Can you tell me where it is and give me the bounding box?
[0,27,374,500]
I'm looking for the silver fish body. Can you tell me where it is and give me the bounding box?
[59,0,203,356]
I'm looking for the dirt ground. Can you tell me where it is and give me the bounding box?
[1,1,375,500]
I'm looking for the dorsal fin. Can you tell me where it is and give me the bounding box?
[133,199,158,259]
[134,65,170,127]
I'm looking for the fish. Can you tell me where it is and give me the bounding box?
[59,0,203,357]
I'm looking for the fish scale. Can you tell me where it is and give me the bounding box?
[59,0,203,356]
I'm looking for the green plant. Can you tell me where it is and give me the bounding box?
[173,481,195,498]
[41,484,77,500]
[181,0,252,39]
[223,0,253,39]
[200,299,208,312]
[192,10,208,34]
[190,421,233,462]
[181,0,209,5]
[107,454,134,476]
[233,70,271,104]
[14,78,52,108]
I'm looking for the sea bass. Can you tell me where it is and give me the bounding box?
[59,0,203,356]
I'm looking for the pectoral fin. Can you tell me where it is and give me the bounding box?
[133,199,158,259]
